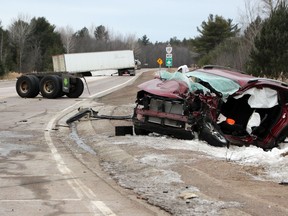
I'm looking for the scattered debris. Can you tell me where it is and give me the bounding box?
[66,107,131,124]
[279,181,288,185]
[179,191,199,200]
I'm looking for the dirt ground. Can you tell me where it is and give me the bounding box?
[73,70,288,216]
[0,72,21,80]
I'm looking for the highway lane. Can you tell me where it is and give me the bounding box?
[0,72,165,216]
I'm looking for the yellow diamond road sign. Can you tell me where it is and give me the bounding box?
[157,58,163,65]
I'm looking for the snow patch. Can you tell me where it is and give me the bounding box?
[111,135,288,182]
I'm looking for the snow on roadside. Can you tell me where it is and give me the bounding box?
[191,140,288,182]
[112,135,288,183]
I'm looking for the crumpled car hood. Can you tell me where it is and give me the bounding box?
[137,78,189,99]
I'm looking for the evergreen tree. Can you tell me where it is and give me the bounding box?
[93,25,109,51]
[193,14,240,55]
[30,17,64,71]
[94,25,109,41]
[74,27,94,52]
[0,23,12,75]
[138,35,150,46]
[247,2,288,78]
[74,27,90,38]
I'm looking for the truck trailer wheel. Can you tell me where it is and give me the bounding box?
[16,75,39,98]
[40,75,62,99]
[66,78,84,98]
[56,76,65,97]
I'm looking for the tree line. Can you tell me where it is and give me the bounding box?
[0,0,287,79]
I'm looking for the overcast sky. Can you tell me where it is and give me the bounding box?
[1,0,247,42]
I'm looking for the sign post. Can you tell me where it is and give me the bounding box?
[157,58,163,70]
[165,44,173,68]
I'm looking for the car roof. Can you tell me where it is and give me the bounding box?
[195,65,288,90]
[195,67,253,87]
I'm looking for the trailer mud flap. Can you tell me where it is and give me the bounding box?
[62,74,70,93]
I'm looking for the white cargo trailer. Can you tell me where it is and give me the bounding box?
[15,50,136,99]
[52,50,136,76]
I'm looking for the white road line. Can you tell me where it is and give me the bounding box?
[44,75,140,215]
[0,199,81,202]
[92,201,117,216]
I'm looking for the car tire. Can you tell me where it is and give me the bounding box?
[16,75,39,98]
[40,75,62,99]
[199,119,228,147]
[66,78,84,98]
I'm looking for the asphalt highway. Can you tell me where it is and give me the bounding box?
[0,71,166,216]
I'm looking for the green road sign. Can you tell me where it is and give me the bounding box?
[166,57,173,67]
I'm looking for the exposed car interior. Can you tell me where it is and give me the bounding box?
[218,90,282,140]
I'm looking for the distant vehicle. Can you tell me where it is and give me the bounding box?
[132,65,288,150]
[135,59,141,70]
[15,50,136,99]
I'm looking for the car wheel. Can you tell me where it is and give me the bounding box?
[199,119,228,147]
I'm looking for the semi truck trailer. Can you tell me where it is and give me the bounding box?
[15,50,136,99]
[52,50,136,76]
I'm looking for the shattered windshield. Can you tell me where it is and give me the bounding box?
[186,71,240,99]
[159,70,240,100]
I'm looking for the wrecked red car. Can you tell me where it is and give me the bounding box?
[132,65,288,150]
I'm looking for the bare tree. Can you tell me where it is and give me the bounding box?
[26,41,41,72]
[8,14,34,72]
[58,25,76,53]
[238,0,262,39]
[231,0,264,70]
[261,0,287,14]
[122,33,141,56]
[230,0,288,71]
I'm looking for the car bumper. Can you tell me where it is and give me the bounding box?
[133,119,194,139]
